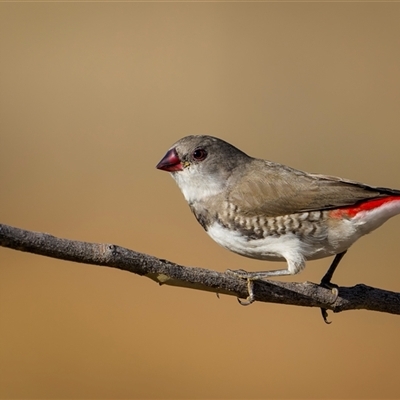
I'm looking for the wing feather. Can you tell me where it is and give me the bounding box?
[227,159,400,218]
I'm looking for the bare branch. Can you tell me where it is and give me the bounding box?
[1,223,400,317]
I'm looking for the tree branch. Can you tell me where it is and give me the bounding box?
[1,223,400,318]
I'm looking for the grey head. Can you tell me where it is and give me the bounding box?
[156,135,251,203]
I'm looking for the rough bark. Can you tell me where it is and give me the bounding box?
[1,223,400,319]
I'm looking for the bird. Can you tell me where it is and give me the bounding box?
[156,135,400,319]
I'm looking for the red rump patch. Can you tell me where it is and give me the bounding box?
[330,196,400,218]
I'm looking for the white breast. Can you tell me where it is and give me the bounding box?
[172,171,224,203]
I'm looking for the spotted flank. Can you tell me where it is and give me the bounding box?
[213,209,329,241]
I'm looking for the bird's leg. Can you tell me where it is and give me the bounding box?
[321,250,347,287]
[320,250,347,324]
[226,263,302,306]
[226,259,305,281]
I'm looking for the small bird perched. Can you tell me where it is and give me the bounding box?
[156,135,400,313]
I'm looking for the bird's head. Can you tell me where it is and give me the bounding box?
[156,135,250,203]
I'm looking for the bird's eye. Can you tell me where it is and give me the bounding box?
[192,148,207,161]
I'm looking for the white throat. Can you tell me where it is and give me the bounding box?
[171,169,225,203]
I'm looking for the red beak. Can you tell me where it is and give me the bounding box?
[156,148,183,172]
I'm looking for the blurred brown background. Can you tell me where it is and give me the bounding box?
[1,2,400,399]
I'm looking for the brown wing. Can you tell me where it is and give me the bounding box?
[227,159,400,218]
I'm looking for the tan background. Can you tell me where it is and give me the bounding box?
[1,2,400,399]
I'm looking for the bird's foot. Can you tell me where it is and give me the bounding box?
[226,269,256,306]
[319,280,339,324]
[237,280,255,306]
[320,279,339,303]
[226,268,268,280]
[226,268,252,278]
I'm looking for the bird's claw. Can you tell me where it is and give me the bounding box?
[320,280,339,324]
[226,269,256,306]
[321,308,332,324]
[237,279,255,306]
[321,280,339,303]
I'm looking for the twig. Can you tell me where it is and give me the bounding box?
[1,223,400,317]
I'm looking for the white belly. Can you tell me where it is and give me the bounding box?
[206,222,336,262]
